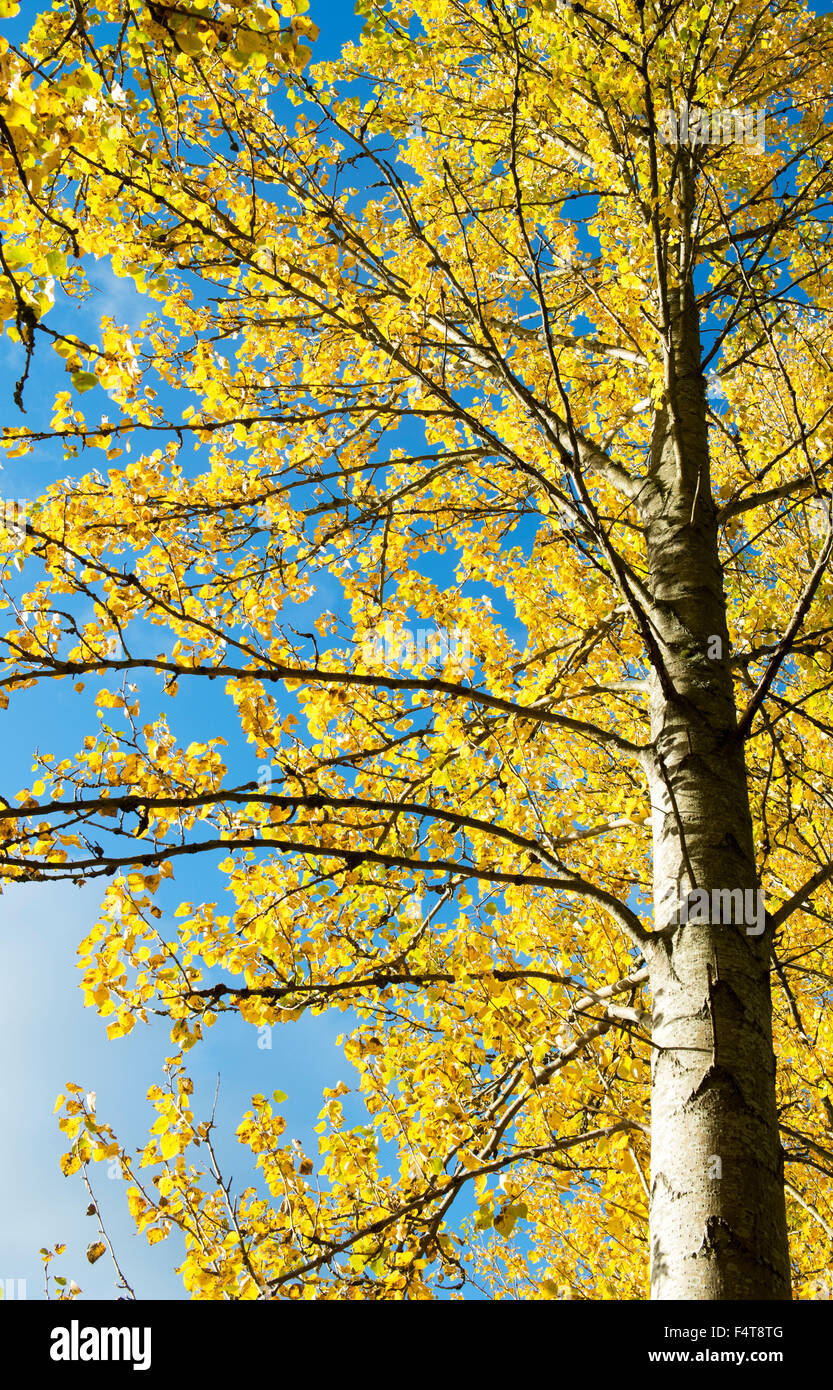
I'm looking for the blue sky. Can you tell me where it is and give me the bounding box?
[0,0,370,1304]
[1,0,831,1302]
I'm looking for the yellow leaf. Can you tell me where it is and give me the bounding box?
[160,1131,179,1160]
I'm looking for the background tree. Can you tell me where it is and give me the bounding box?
[1,0,833,1300]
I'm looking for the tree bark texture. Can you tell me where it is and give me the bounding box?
[640,253,791,1298]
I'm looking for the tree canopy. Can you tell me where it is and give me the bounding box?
[1,0,833,1299]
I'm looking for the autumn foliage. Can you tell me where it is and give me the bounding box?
[1,0,833,1299]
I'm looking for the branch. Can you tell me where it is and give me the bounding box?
[2,838,652,946]
[182,965,650,1011]
[735,520,833,739]
[0,654,649,756]
[768,862,833,933]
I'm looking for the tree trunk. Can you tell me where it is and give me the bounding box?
[640,257,791,1297]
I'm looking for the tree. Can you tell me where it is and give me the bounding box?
[1,0,832,1300]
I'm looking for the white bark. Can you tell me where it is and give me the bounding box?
[638,264,791,1297]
